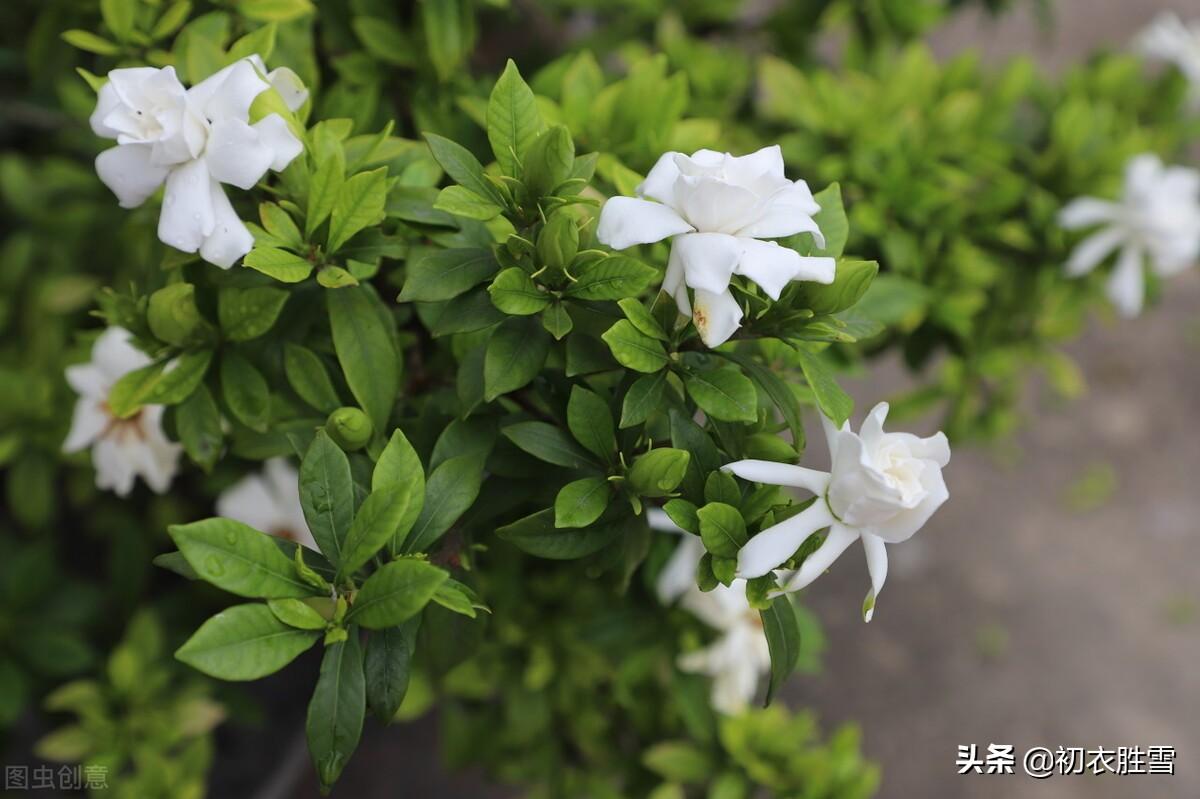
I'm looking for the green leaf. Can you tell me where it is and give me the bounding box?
[237,0,314,23]
[523,125,574,197]
[100,0,137,41]
[61,30,120,55]
[620,371,667,428]
[402,453,484,554]
[618,298,668,341]
[792,260,878,316]
[373,430,426,553]
[671,411,722,503]
[643,741,713,783]
[352,17,415,67]
[364,616,420,722]
[300,431,355,566]
[218,286,288,341]
[792,347,853,427]
[176,603,319,680]
[484,316,550,400]
[421,0,473,82]
[434,185,503,221]
[328,286,400,434]
[487,59,544,177]
[704,471,740,506]
[798,183,848,258]
[602,320,668,373]
[108,350,213,415]
[227,21,277,63]
[567,386,616,460]
[542,302,573,340]
[697,502,747,559]
[627,448,690,497]
[220,352,270,432]
[554,477,610,529]
[176,384,223,470]
[400,247,499,303]
[336,486,415,581]
[244,247,313,283]
[306,147,344,239]
[328,168,387,253]
[284,344,341,413]
[566,256,658,301]
[502,422,598,470]
[661,499,699,535]
[268,598,328,630]
[724,353,805,447]
[423,133,505,207]
[152,1,193,40]
[488,267,550,315]
[685,368,757,423]
[169,518,316,598]
[431,578,487,617]
[306,632,365,792]
[497,508,623,560]
[760,596,802,705]
[317,266,359,288]
[346,559,447,629]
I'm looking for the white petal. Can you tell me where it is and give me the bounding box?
[736,181,825,240]
[857,402,890,450]
[158,158,216,254]
[655,536,705,605]
[92,437,137,497]
[1064,227,1124,277]
[62,399,108,453]
[199,180,254,269]
[861,534,888,622]
[736,500,836,579]
[727,144,785,182]
[596,196,693,250]
[194,59,269,123]
[138,407,182,493]
[692,289,743,348]
[267,67,310,111]
[253,114,303,172]
[672,232,741,295]
[735,238,834,300]
[92,326,151,378]
[89,82,124,138]
[662,241,692,317]
[64,363,107,399]
[637,151,683,205]
[1106,245,1145,318]
[1057,197,1120,229]
[721,460,830,494]
[675,175,760,233]
[95,145,169,209]
[778,522,859,593]
[204,118,274,190]
[217,473,279,532]
[1124,153,1163,199]
[820,412,849,463]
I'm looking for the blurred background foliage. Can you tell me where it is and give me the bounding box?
[0,0,1192,796]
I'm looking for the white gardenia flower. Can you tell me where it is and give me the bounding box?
[90,56,307,269]
[1058,153,1200,318]
[1136,12,1200,100]
[217,458,318,551]
[724,402,950,622]
[596,145,836,348]
[62,327,182,497]
[650,509,771,714]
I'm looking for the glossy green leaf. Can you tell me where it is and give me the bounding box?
[306,632,365,791]
[299,430,355,566]
[176,603,319,680]
[346,559,447,629]
[169,518,315,598]
[697,502,747,559]
[328,286,400,434]
[554,477,610,529]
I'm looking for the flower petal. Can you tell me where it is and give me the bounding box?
[1064,227,1124,277]
[158,158,216,254]
[655,536,706,605]
[267,67,310,111]
[199,180,254,269]
[1106,244,1145,318]
[191,59,268,123]
[1057,197,1120,230]
[638,151,683,205]
[95,145,169,209]
[727,144,786,182]
[253,113,304,172]
[692,289,743,348]
[89,81,124,138]
[62,399,108,454]
[92,437,137,497]
[735,238,834,300]
[672,232,742,295]
[204,118,275,190]
[93,326,151,378]
[675,175,760,233]
[596,196,694,250]
[737,500,836,579]
[867,457,949,543]
[662,243,692,316]
[721,460,830,495]
[778,522,858,593]
[861,533,888,622]
[735,181,824,240]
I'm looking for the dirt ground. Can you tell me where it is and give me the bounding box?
[281,4,1200,798]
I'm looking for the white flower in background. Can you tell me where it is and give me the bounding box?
[1136,12,1200,100]
[725,403,950,622]
[62,327,182,497]
[217,458,318,551]
[651,509,771,714]
[1059,153,1200,318]
[596,145,836,348]
[90,56,307,268]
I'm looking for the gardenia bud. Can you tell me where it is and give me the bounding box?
[147,283,205,346]
[325,407,373,450]
[537,212,579,272]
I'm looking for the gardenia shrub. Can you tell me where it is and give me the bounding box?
[2,1,1198,797]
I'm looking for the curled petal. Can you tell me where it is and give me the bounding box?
[721,460,830,495]
[692,288,743,348]
[735,238,834,299]
[267,67,309,111]
[736,181,824,240]
[737,500,836,579]
[672,232,742,295]
[89,82,124,139]
[253,114,304,172]
[192,59,269,123]
[726,144,786,183]
[205,118,274,190]
[1106,244,1145,318]
[638,151,684,205]
[199,180,254,269]
[596,196,693,250]
[778,522,859,593]
[157,158,215,254]
[861,534,888,622]
[675,175,760,233]
[95,145,169,209]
